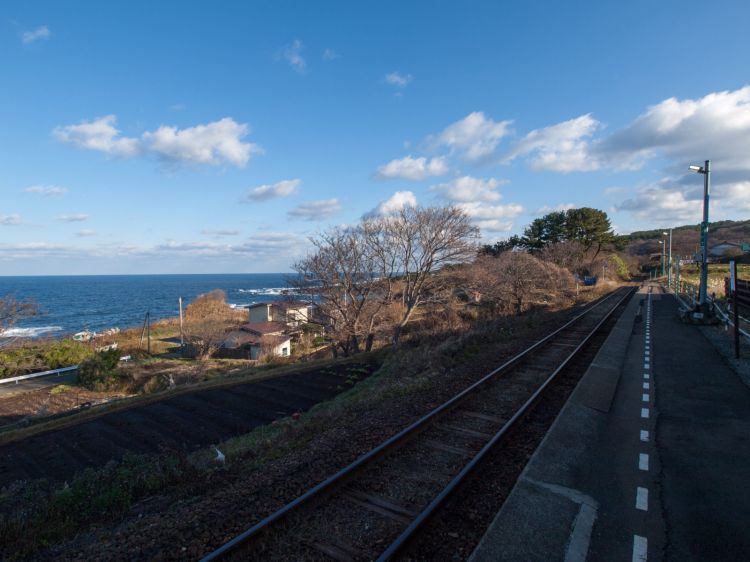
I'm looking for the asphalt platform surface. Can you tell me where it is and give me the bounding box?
[470,282,750,562]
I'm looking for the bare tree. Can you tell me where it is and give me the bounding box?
[183,290,243,360]
[471,252,573,315]
[382,205,479,346]
[0,296,36,343]
[292,225,392,355]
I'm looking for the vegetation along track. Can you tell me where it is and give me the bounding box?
[202,286,635,562]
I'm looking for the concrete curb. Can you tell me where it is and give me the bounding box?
[469,289,642,562]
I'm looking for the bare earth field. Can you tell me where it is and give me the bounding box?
[0,358,378,487]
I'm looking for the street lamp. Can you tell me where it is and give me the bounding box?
[689,160,711,309]
[667,229,673,289]
[659,240,665,277]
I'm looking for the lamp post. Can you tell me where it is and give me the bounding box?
[689,160,711,309]
[667,229,673,289]
[659,240,665,277]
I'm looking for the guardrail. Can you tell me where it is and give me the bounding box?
[0,365,79,385]
[665,282,750,343]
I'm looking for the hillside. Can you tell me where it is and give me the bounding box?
[625,219,750,259]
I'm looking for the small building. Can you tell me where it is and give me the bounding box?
[709,241,748,259]
[218,321,291,360]
[245,301,311,327]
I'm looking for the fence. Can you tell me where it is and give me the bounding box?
[725,277,750,313]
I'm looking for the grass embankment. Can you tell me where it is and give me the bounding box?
[0,284,616,559]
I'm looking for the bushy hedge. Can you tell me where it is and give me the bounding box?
[0,340,93,378]
[78,349,130,391]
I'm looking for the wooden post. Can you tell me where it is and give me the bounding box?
[139,312,148,349]
[179,297,184,350]
[147,311,151,355]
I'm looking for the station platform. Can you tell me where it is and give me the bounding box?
[469,282,750,562]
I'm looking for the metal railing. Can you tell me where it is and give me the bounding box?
[0,365,79,385]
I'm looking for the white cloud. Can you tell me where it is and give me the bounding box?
[616,178,750,225]
[55,115,261,167]
[201,229,240,236]
[504,114,601,172]
[435,112,512,161]
[429,176,506,203]
[244,179,300,201]
[143,117,260,167]
[21,25,51,44]
[366,191,417,218]
[0,214,21,226]
[597,86,750,173]
[53,115,140,157]
[457,201,524,233]
[323,48,341,60]
[280,39,306,73]
[57,214,88,222]
[288,199,342,221]
[376,156,448,181]
[25,185,68,197]
[76,229,97,237]
[536,203,576,214]
[385,72,413,87]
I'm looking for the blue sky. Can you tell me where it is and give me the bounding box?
[2,1,750,274]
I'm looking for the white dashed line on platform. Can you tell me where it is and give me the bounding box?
[636,487,649,511]
[642,393,650,402]
[641,408,650,418]
[639,453,649,471]
[633,535,648,561]
[640,430,649,442]
[644,374,650,380]
[643,382,650,390]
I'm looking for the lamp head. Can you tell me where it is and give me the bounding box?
[689,165,703,173]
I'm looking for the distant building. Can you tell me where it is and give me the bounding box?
[218,321,291,359]
[245,301,311,327]
[709,241,748,259]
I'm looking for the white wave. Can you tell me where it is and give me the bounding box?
[229,303,256,309]
[237,287,292,296]
[0,326,63,338]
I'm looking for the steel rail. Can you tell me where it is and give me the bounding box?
[199,288,630,562]
[377,286,634,560]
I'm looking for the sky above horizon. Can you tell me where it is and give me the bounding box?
[2,0,750,275]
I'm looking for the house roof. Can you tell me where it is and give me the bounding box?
[222,330,290,349]
[274,300,310,310]
[244,300,310,311]
[240,321,286,335]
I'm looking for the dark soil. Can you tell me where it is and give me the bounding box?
[0,359,378,487]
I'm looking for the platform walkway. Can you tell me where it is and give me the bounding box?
[469,282,750,562]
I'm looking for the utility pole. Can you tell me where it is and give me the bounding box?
[690,160,711,309]
[667,228,673,289]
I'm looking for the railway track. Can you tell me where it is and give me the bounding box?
[200,286,635,562]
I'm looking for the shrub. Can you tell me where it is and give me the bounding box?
[609,254,631,280]
[78,349,130,391]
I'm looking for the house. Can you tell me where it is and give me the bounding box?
[218,321,291,359]
[245,301,311,327]
[709,241,748,260]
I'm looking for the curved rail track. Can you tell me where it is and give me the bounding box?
[202,287,635,561]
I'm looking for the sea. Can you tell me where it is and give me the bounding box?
[0,273,300,339]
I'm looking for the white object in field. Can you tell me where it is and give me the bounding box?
[214,447,225,464]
